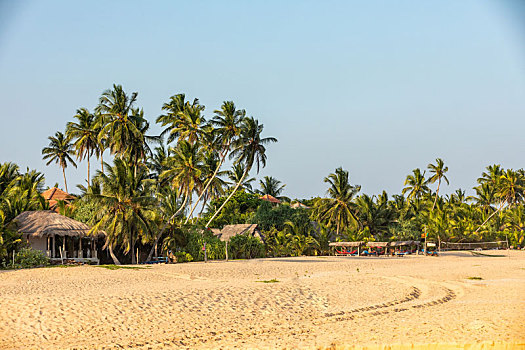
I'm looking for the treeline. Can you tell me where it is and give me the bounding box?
[0,83,524,265]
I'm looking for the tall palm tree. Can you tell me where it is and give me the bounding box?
[474,169,525,233]
[427,158,449,211]
[227,163,256,192]
[206,117,277,227]
[185,101,244,222]
[157,94,201,144]
[66,108,98,187]
[315,167,361,235]
[257,176,286,198]
[89,159,157,264]
[42,131,77,193]
[402,168,429,203]
[95,84,144,159]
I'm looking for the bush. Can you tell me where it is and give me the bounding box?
[229,234,265,259]
[174,252,193,263]
[14,248,50,268]
[184,228,226,261]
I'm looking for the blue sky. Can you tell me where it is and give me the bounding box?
[0,0,524,199]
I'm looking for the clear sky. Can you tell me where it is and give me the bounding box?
[1,0,524,199]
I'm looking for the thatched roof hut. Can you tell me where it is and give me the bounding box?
[213,224,264,243]
[329,241,364,247]
[13,210,92,237]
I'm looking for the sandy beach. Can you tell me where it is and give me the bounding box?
[0,251,524,349]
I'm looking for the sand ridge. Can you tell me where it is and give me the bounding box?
[0,251,524,349]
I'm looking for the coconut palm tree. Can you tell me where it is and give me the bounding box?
[402,168,429,203]
[427,158,449,211]
[227,163,256,192]
[95,84,144,159]
[42,131,77,193]
[66,108,99,187]
[89,159,157,264]
[257,176,286,198]
[315,167,361,235]
[206,117,277,227]
[157,94,201,145]
[184,101,245,222]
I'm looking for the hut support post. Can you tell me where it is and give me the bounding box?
[52,235,55,258]
[63,236,66,259]
[358,246,360,256]
[79,238,83,258]
[225,241,229,261]
[47,237,51,257]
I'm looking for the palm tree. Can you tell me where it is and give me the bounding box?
[89,159,157,264]
[185,101,244,222]
[66,108,99,187]
[315,167,361,235]
[206,117,277,227]
[427,158,449,211]
[42,131,77,193]
[257,176,286,198]
[157,94,201,144]
[95,84,144,159]
[227,163,256,192]
[474,169,525,233]
[402,168,429,203]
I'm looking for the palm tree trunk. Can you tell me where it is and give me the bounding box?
[431,179,441,211]
[87,151,91,189]
[185,147,229,223]
[131,232,136,264]
[206,166,249,228]
[474,201,505,233]
[145,192,189,262]
[62,167,68,193]
[108,245,120,265]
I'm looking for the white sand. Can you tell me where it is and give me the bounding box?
[0,251,524,349]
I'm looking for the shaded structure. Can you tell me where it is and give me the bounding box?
[12,210,100,264]
[42,187,76,211]
[213,224,264,243]
[291,202,310,209]
[260,194,281,205]
[329,241,364,256]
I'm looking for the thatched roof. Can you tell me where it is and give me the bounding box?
[390,240,420,247]
[367,241,390,248]
[260,194,281,204]
[213,224,264,243]
[329,241,364,247]
[291,202,310,209]
[13,211,94,238]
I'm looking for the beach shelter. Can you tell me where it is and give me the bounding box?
[329,241,364,256]
[12,210,100,263]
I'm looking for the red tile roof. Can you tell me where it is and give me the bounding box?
[260,194,281,204]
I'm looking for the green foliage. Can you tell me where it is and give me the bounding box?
[202,190,261,228]
[13,248,50,268]
[252,201,310,231]
[173,251,193,263]
[72,200,98,225]
[183,228,226,261]
[228,234,265,259]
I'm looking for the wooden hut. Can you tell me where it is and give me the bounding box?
[12,210,100,264]
[389,240,421,255]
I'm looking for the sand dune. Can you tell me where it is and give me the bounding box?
[0,251,524,349]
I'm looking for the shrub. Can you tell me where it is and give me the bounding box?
[229,234,265,259]
[14,248,50,268]
[174,252,193,263]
